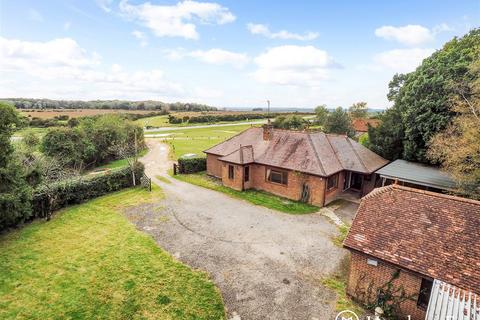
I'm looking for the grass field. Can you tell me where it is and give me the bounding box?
[149,124,255,158]
[0,186,225,320]
[135,115,268,128]
[171,172,319,214]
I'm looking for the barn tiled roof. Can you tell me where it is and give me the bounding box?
[352,118,381,132]
[204,127,388,176]
[344,184,480,294]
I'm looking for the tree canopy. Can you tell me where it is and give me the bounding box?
[324,107,355,137]
[368,28,480,163]
[348,102,368,119]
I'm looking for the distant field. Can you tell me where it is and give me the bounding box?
[19,109,158,119]
[135,115,268,128]
[148,124,254,158]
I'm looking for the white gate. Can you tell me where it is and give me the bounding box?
[426,280,480,320]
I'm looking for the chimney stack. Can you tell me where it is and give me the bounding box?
[263,119,274,141]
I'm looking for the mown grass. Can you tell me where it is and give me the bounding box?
[0,185,225,320]
[322,256,365,315]
[171,172,318,214]
[150,124,254,159]
[136,115,268,129]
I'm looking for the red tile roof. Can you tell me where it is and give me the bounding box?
[344,184,480,294]
[352,118,381,133]
[205,127,388,176]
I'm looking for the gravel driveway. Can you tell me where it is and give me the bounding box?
[128,140,347,320]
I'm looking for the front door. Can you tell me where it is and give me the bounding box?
[350,172,363,190]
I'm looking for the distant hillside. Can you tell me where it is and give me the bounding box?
[1,98,217,112]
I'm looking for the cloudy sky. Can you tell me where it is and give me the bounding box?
[0,0,477,109]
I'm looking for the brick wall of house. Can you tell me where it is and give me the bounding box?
[325,171,346,205]
[347,251,427,320]
[206,154,222,178]
[249,164,326,206]
[221,162,244,191]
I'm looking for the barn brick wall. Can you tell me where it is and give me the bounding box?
[206,154,222,178]
[347,251,427,320]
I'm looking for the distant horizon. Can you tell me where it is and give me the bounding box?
[1,1,476,108]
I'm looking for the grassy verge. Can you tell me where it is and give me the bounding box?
[332,224,350,247]
[156,175,172,184]
[322,256,365,315]
[171,172,318,214]
[0,185,225,320]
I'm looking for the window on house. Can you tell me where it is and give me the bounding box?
[266,168,288,185]
[228,165,234,180]
[327,174,338,190]
[417,278,433,309]
[244,166,250,182]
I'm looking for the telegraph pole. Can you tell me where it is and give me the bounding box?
[266,100,270,116]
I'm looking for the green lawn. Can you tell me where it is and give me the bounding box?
[149,124,254,159]
[171,172,318,214]
[0,186,225,320]
[136,115,268,129]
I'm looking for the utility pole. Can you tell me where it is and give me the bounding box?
[266,100,270,116]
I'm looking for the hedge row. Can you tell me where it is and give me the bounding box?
[178,158,206,174]
[32,163,144,219]
[168,113,279,124]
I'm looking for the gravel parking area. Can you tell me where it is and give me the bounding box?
[127,140,349,320]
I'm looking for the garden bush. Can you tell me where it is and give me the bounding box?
[31,163,144,219]
[178,157,206,174]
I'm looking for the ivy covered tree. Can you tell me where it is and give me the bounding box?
[0,102,32,229]
[369,28,480,162]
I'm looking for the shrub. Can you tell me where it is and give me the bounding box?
[178,158,206,174]
[31,164,144,219]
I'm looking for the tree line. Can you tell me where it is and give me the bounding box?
[2,98,218,112]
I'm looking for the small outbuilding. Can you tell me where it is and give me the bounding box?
[375,159,456,192]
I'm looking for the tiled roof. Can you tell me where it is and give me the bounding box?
[204,127,388,176]
[219,145,254,164]
[352,118,381,132]
[344,184,480,294]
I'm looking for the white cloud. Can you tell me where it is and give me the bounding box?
[432,23,453,34]
[119,0,235,40]
[28,9,43,22]
[131,30,148,47]
[163,48,248,68]
[247,23,318,41]
[0,37,184,100]
[188,49,249,68]
[253,45,335,86]
[375,25,433,46]
[374,48,434,73]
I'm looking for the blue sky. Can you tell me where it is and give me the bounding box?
[0,0,478,109]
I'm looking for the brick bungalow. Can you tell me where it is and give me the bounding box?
[203,124,388,207]
[344,184,480,320]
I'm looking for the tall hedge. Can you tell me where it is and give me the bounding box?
[178,158,206,174]
[32,164,144,220]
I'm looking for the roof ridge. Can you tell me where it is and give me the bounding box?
[346,136,368,172]
[362,185,395,201]
[392,184,480,205]
[324,134,343,172]
[306,132,326,176]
